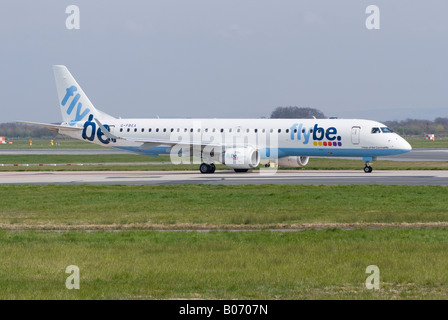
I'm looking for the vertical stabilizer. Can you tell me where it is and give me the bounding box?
[53,65,115,125]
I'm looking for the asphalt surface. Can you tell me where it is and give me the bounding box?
[0,148,447,185]
[1,170,448,185]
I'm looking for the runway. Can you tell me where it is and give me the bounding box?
[1,170,448,185]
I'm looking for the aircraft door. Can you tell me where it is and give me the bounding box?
[351,126,361,144]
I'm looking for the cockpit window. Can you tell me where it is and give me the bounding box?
[381,127,393,133]
[371,127,381,134]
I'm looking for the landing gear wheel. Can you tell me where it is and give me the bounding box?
[364,166,373,173]
[200,163,215,174]
[234,169,249,173]
[200,163,210,174]
[363,161,373,173]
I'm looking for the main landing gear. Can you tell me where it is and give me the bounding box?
[200,163,215,174]
[364,161,373,173]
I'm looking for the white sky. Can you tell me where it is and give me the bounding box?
[1,0,448,123]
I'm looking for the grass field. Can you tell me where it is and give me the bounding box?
[405,137,448,148]
[1,229,448,299]
[0,184,447,229]
[0,138,447,300]
[0,139,106,149]
[0,185,447,299]
[0,155,447,171]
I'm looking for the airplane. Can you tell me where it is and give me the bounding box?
[18,65,412,174]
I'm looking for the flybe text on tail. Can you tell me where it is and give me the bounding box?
[61,86,91,125]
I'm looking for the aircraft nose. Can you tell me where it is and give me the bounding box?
[398,136,412,152]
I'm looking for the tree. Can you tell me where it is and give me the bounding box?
[270,106,326,119]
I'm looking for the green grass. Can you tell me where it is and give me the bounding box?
[0,154,447,171]
[0,139,106,149]
[0,184,446,228]
[0,184,447,300]
[0,154,165,164]
[406,137,448,148]
[1,229,448,299]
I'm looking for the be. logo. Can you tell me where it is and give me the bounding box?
[82,115,116,144]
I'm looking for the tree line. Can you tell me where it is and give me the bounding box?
[0,123,60,139]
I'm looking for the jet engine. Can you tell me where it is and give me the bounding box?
[224,147,260,169]
[277,156,309,167]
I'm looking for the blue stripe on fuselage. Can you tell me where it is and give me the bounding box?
[115,146,410,159]
[260,147,411,158]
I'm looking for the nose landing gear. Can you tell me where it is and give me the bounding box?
[364,161,373,173]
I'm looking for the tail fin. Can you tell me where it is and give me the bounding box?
[53,65,115,125]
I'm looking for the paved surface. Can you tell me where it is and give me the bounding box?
[1,170,448,185]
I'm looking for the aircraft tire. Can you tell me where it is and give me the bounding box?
[200,163,211,174]
[363,166,373,173]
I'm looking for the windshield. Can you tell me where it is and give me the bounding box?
[371,127,381,134]
[381,127,394,133]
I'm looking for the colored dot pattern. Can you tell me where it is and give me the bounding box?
[313,141,342,147]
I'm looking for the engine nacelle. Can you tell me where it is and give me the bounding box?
[224,147,260,169]
[277,156,309,168]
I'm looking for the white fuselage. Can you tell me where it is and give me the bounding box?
[61,117,412,161]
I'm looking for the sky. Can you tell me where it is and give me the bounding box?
[1,0,448,123]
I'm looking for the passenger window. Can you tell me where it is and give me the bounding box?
[286,129,289,133]
[134,128,137,132]
[141,128,145,132]
[278,129,281,133]
[163,128,167,132]
[149,128,152,132]
[120,128,123,132]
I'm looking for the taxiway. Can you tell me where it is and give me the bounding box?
[1,170,447,185]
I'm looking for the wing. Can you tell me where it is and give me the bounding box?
[16,121,83,133]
